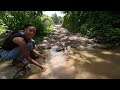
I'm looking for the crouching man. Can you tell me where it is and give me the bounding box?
[0,24,46,71]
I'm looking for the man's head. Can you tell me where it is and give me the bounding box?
[23,24,36,39]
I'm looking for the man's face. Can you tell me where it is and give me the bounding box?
[24,26,36,39]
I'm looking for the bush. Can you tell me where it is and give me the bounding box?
[62,11,120,45]
[0,19,7,35]
[40,15,54,33]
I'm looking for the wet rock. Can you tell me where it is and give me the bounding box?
[37,45,45,50]
[0,76,7,79]
[0,72,7,79]
[45,46,51,49]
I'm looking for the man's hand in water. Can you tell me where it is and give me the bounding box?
[32,49,46,60]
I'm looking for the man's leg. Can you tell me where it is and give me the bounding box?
[16,42,34,61]
[0,42,34,68]
[13,42,34,68]
[1,42,34,60]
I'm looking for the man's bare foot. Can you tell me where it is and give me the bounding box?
[12,59,28,68]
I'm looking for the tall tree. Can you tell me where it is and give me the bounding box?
[51,13,59,24]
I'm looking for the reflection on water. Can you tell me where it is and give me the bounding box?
[51,46,58,52]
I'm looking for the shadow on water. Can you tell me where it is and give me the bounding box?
[71,47,120,79]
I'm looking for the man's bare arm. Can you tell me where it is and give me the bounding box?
[32,49,46,60]
[12,37,44,69]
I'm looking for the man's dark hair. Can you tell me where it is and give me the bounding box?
[23,24,36,30]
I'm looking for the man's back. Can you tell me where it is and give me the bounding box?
[2,32,29,50]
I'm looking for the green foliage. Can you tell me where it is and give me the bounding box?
[30,16,44,36]
[32,15,54,44]
[51,13,63,25]
[0,19,7,34]
[0,11,54,45]
[0,25,6,35]
[0,11,30,31]
[0,11,53,37]
[33,35,44,44]
[62,11,120,44]
[41,14,54,33]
